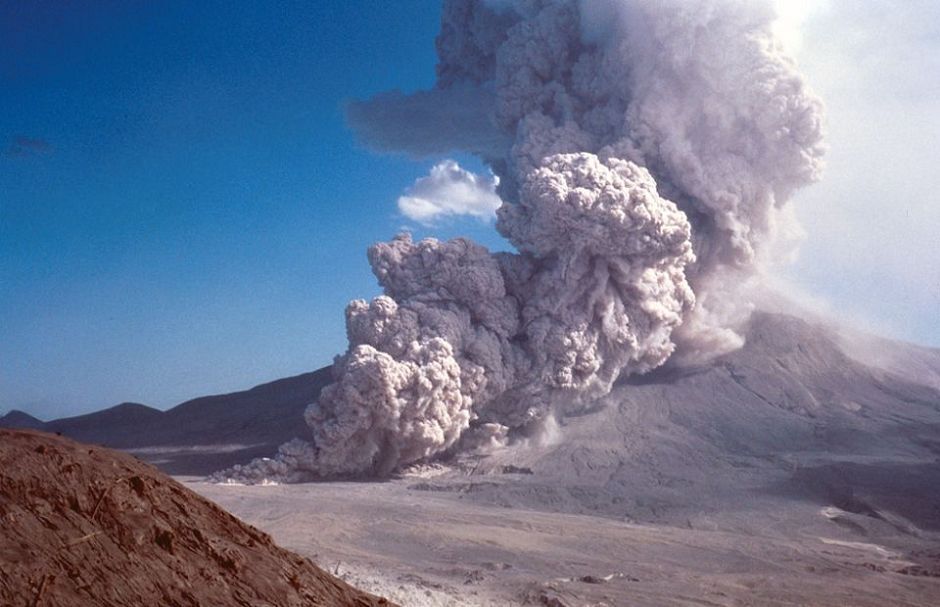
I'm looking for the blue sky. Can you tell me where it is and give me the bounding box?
[2,1,938,419]
[0,0,504,418]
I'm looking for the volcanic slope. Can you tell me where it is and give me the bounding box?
[424,312,940,528]
[0,429,392,607]
[193,311,940,606]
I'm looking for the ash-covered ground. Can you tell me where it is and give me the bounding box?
[186,312,940,606]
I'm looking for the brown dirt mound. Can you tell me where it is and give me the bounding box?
[0,429,394,607]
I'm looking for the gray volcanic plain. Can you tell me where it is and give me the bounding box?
[7,310,940,605]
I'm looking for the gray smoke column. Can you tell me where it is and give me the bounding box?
[218,0,824,482]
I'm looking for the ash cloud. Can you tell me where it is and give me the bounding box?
[218,0,824,482]
[345,84,511,158]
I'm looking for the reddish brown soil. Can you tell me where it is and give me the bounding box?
[0,429,394,607]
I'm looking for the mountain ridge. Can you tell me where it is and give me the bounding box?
[0,368,333,473]
[4,311,939,486]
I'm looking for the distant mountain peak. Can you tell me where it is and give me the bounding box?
[0,409,46,430]
[109,402,160,413]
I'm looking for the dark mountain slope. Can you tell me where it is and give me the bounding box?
[43,402,164,447]
[0,409,46,430]
[1,368,332,474]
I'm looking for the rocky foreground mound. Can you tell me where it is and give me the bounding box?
[0,429,393,607]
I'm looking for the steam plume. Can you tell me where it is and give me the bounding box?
[219,0,823,482]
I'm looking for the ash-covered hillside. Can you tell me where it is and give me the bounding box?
[436,312,940,530]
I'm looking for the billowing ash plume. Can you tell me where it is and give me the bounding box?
[218,0,824,482]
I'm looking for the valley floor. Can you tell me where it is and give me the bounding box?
[188,473,940,607]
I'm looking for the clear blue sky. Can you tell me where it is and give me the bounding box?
[2,1,938,419]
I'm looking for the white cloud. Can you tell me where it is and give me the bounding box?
[397,160,502,225]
